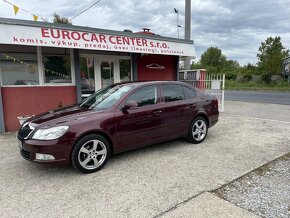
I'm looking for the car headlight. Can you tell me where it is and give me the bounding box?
[32,126,69,140]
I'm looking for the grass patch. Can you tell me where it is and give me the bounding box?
[226,80,290,91]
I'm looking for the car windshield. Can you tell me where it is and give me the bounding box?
[79,84,133,110]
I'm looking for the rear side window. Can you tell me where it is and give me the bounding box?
[162,84,184,102]
[183,86,196,99]
[127,85,157,107]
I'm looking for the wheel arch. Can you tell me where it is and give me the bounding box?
[193,112,209,127]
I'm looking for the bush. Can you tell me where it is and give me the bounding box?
[261,73,272,84]
[243,74,252,82]
[225,73,237,80]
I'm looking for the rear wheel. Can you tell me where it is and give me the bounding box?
[72,134,110,173]
[188,116,208,144]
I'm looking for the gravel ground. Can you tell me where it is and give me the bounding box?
[214,153,290,218]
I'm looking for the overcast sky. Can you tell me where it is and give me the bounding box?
[0,0,289,65]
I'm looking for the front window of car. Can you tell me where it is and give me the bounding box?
[80,84,133,110]
[126,85,157,107]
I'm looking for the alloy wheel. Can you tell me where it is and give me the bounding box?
[192,120,207,141]
[78,139,107,170]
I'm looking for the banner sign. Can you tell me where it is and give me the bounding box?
[0,24,196,57]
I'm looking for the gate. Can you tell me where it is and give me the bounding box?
[179,70,225,112]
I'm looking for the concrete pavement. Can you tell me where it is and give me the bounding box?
[161,192,260,218]
[0,100,289,217]
[224,100,290,122]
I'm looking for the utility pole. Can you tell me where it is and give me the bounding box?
[184,0,191,70]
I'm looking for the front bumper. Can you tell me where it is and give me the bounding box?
[18,137,75,165]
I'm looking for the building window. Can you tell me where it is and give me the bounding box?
[0,46,39,85]
[42,47,72,84]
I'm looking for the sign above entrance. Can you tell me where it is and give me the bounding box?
[0,24,196,57]
[146,63,165,70]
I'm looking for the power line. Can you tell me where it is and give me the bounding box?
[69,0,102,21]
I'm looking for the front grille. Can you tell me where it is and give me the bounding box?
[18,123,34,140]
[20,149,31,160]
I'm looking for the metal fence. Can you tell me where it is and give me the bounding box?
[179,70,225,112]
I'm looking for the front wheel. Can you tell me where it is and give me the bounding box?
[71,134,110,173]
[188,116,208,144]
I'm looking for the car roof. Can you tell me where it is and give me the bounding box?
[117,80,187,87]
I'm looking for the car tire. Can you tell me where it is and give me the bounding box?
[71,134,110,173]
[188,116,208,144]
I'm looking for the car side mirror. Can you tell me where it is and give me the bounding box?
[122,100,139,113]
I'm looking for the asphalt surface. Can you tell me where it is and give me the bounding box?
[0,101,290,217]
[225,90,290,105]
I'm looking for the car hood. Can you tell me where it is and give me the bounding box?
[27,105,97,128]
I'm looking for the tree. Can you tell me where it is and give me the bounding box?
[200,47,226,68]
[190,61,203,70]
[52,13,72,24]
[239,63,258,75]
[257,36,289,75]
[199,47,227,74]
[198,47,241,74]
[222,59,240,74]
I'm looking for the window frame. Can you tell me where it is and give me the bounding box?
[0,48,40,87]
[40,47,75,86]
[0,45,75,87]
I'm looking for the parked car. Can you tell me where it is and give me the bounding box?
[49,79,95,98]
[81,82,95,99]
[17,81,219,173]
[14,80,38,85]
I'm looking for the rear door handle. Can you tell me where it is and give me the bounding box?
[153,110,162,115]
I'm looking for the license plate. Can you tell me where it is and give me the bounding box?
[18,139,22,149]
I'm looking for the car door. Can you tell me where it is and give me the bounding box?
[159,84,187,137]
[114,85,164,150]
[180,85,198,128]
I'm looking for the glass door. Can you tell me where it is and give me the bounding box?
[100,61,114,88]
[79,56,95,98]
[119,59,131,82]
[80,55,131,91]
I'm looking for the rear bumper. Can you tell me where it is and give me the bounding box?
[18,138,75,165]
[209,111,219,128]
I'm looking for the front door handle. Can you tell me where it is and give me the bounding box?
[153,110,162,115]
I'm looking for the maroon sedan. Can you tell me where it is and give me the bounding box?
[18,81,219,173]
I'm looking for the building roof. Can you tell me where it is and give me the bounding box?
[0,17,193,45]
